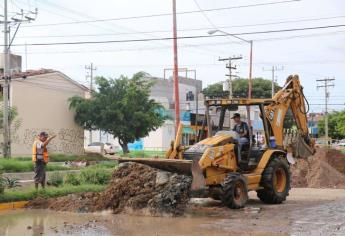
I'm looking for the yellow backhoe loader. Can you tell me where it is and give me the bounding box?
[117,75,315,208]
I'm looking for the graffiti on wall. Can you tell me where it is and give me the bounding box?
[15,128,84,155]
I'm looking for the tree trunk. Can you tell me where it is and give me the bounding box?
[119,139,129,154]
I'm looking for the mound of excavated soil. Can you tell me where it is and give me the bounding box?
[26,163,192,216]
[291,147,345,188]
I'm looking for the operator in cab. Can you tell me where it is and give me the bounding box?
[231,113,249,149]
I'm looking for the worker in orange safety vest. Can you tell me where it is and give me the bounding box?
[32,131,56,190]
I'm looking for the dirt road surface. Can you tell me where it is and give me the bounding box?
[1,188,345,236]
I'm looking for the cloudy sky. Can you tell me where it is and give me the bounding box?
[4,0,345,112]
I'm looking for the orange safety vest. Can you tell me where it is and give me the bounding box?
[32,140,49,163]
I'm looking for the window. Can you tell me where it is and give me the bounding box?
[89,142,102,146]
[254,111,259,120]
[186,91,194,101]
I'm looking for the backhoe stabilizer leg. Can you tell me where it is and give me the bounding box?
[191,160,206,191]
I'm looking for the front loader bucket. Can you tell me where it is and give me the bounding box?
[115,157,206,190]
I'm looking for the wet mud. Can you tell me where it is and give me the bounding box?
[2,188,345,236]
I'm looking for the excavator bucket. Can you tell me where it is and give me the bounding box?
[115,157,206,190]
[294,135,315,158]
[284,132,315,159]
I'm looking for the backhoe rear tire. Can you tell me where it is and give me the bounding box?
[221,173,248,209]
[257,156,291,204]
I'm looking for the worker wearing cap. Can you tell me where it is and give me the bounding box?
[232,113,249,149]
[32,132,56,190]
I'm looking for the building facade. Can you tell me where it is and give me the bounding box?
[2,69,88,156]
[85,75,203,151]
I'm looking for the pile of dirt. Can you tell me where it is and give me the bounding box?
[291,147,345,188]
[27,162,192,216]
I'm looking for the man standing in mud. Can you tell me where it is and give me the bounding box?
[32,132,56,190]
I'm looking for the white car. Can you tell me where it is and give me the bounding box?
[84,142,117,155]
[336,142,345,148]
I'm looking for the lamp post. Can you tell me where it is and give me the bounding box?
[208,29,253,99]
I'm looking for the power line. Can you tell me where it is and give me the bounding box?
[11,32,345,56]
[20,0,301,28]
[32,0,225,58]
[9,23,345,47]
[15,15,345,39]
[193,0,218,29]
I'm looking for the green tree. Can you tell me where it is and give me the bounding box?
[318,110,345,140]
[203,77,281,98]
[0,106,18,130]
[0,105,21,158]
[69,72,165,153]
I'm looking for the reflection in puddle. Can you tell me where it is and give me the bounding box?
[0,199,345,236]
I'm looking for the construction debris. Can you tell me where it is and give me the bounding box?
[291,147,345,188]
[26,162,192,216]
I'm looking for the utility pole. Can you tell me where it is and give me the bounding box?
[172,0,180,133]
[25,42,28,71]
[85,63,97,144]
[219,56,242,99]
[3,0,9,158]
[85,63,97,91]
[317,78,335,147]
[263,66,284,98]
[219,56,242,129]
[2,2,37,158]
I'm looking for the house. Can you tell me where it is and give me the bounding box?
[88,74,203,151]
[1,68,89,156]
[143,75,203,150]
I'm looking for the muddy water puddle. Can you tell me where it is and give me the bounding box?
[1,194,345,236]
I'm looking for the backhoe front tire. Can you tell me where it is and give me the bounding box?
[257,156,291,204]
[221,173,248,209]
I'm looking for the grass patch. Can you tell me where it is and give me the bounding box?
[79,167,112,185]
[0,159,73,173]
[91,161,117,169]
[0,158,117,173]
[119,150,165,158]
[0,184,106,203]
[49,153,107,162]
[14,153,108,162]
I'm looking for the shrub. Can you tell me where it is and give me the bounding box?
[64,173,80,186]
[79,167,111,185]
[47,172,64,187]
[3,177,21,188]
[0,172,4,194]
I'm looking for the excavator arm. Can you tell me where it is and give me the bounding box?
[264,75,315,158]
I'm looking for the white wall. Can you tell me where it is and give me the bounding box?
[9,72,86,156]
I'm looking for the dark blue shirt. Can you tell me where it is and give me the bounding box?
[233,121,249,138]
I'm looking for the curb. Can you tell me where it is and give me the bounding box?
[0,201,28,211]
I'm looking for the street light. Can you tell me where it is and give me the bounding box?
[208,29,253,100]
